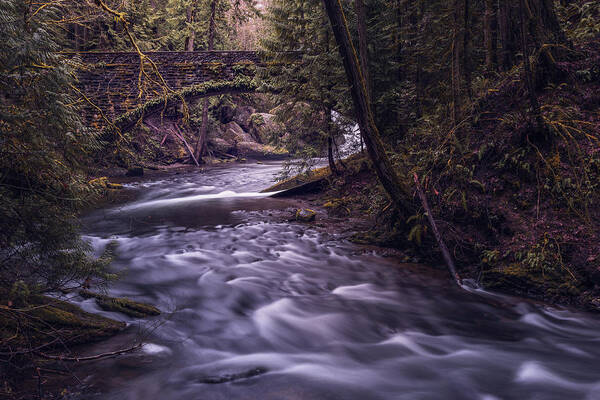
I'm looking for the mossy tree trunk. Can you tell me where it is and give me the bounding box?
[484,0,498,72]
[194,0,218,163]
[451,0,462,127]
[519,0,545,134]
[498,1,519,70]
[321,0,412,216]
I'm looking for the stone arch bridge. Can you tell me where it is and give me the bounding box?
[72,51,276,131]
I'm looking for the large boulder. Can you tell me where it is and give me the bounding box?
[236,142,289,159]
[222,121,254,144]
[237,141,268,157]
[232,105,256,131]
[209,137,235,155]
[212,120,289,160]
[248,113,284,144]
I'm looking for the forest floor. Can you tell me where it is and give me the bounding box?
[265,149,599,313]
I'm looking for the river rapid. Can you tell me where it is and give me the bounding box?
[73,161,600,400]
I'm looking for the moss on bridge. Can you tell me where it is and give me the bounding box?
[112,76,258,132]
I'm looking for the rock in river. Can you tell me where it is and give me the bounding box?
[295,209,317,222]
[80,290,161,318]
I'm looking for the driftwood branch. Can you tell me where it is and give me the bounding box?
[145,121,200,167]
[174,123,200,167]
[34,342,142,362]
[160,133,170,146]
[413,173,461,285]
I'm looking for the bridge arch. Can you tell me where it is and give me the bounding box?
[112,77,258,132]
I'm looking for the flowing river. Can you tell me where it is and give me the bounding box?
[73,161,600,400]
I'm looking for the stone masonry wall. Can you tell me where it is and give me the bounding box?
[73,51,261,127]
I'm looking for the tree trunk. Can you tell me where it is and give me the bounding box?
[328,137,339,176]
[194,0,218,163]
[325,106,339,175]
[207,0,217,50]
[321,0,412,215]
[463,0,472,99]
[526,0,568,88]
[395,0,403,81]
[484,0,497,72]
[355,0,371,101]
[519,0,545,134]
[451,0,462,127]
[185,4,195,52]
[534,0,567,44]
[498,1,518,70]
[414,1,425,119]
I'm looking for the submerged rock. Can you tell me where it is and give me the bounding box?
[296,209,317,222]
[198,367,268,384]
[80,290,161,318]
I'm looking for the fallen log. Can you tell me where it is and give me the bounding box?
[213,150,237,159]
[160,133,170,146]
[413,172,461,285]
[269,177,328,198]
[174,123,200,167]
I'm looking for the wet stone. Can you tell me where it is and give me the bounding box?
[295,208,317,222]
[198,367,268,384]
[79,290,160,318]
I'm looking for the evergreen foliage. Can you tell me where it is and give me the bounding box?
[0,0,111,294]
[261,0,350,175]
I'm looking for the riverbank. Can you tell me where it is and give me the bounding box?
[264,143,599,313]
[0,286,164,398]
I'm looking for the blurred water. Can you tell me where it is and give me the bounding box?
[73,161,600,400]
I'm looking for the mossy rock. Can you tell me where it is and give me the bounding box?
[295,209,316,222]
[106,182,124,189]
[88,176,124,190]
[261,154,367,194]
[482,264,582,300]
[80,290,161,318]
[350,230,405,248]
[0,294,125,349]
[482,267,543,297]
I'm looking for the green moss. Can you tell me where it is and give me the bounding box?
[261,145,289,155]
[296,209,316,222]
[262,165,331,193]
[482,261,583,300]
[89,176,123,190]
[250,113,265,126]
[113,77,258,132]
[80,290,161,318]
[0,294,125,349]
